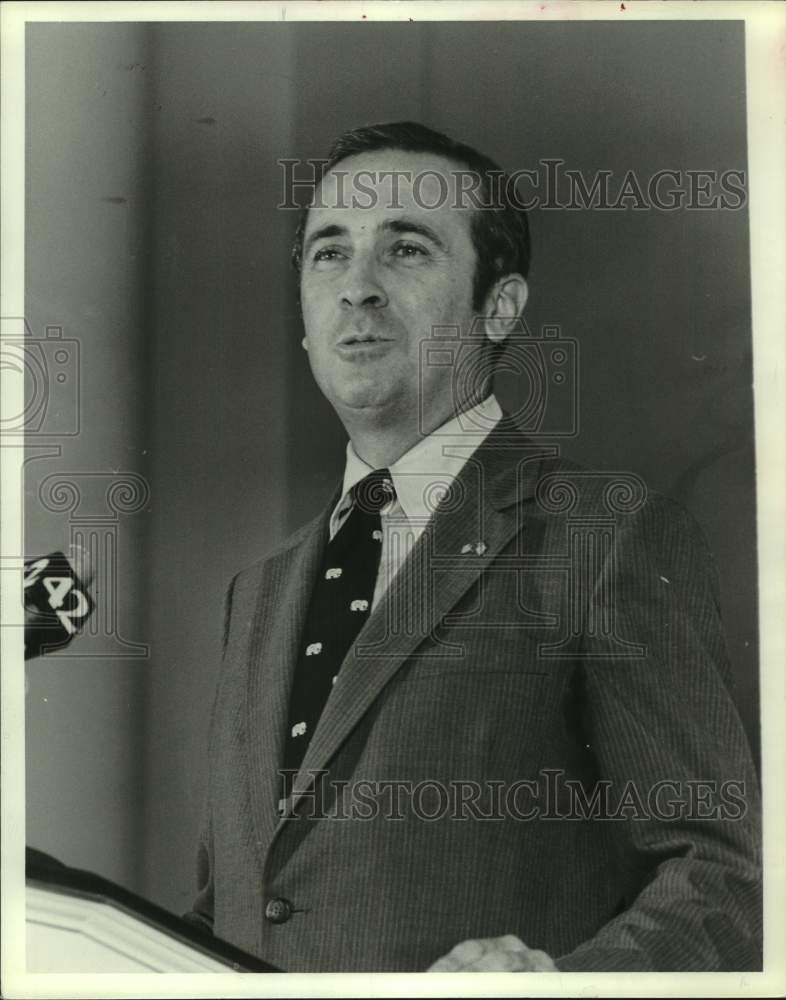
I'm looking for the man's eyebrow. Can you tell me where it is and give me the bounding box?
[303,223,348,258]
[382,219,448,252]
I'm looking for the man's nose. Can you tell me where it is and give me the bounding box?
[339,256,388,309]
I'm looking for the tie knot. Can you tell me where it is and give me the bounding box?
[352,469,396,513]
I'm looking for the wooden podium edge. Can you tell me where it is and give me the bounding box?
[25,847,282,973]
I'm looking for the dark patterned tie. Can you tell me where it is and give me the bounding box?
[281,468,396,806]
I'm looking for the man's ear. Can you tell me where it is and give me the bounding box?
[484,275,528,344]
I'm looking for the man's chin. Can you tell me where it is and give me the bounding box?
[336,393,390,415]
[330,383,401,421]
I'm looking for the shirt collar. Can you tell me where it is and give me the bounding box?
[330,394,503,535]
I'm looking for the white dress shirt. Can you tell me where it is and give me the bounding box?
[329,395,503,609]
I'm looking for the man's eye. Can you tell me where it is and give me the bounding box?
[312,247,346,264]
[391,242,428,259]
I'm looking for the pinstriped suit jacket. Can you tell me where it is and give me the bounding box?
[190,418,761,971]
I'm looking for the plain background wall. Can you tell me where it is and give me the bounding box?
[25,20,757,915]
[24,24,153,891]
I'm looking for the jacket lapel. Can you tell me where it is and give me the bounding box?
[245,502,332,866]
[285,421,557,812]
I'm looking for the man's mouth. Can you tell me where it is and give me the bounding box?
[337,333,392,346]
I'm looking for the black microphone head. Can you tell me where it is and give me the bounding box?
[23,551,95,660]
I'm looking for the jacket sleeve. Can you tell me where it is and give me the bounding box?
[181,573,238,934]
[182,802,215,933]
[555,495,761,971]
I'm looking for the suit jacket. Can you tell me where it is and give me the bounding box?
[190,418,761,971]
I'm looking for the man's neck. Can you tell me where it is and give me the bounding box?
[342,414,426,470]
[343,395,491,470]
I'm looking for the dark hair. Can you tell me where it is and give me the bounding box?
[290,120,530,311]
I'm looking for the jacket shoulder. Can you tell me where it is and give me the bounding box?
[530,451,701,531]
[230,507,327,592]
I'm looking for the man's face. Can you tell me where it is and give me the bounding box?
[299,150,481,432]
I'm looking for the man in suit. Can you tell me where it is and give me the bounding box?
[190,122,761,972]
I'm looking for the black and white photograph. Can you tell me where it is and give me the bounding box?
[1,1,784,994]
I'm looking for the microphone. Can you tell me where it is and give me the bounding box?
[23,546,95,660]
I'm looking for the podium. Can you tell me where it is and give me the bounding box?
[26,848,280,973]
